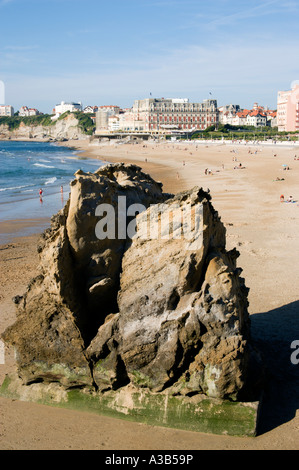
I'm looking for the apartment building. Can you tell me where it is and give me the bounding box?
[277,84,299,132]
[0,105,14,116]
[132,98,219,131]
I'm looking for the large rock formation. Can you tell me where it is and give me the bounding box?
[2,163,251,400]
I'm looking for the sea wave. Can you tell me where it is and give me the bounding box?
[45,177,57,185]
[33,163,55,168]
[0,184,33,192]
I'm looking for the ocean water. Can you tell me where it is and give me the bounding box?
[0,141,104,239]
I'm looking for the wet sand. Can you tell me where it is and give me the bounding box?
[0,138,298,450]
[0,218,50,245]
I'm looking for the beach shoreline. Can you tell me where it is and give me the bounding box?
[0,137,298,450]
[0,218,51,245]
[0,139,105,244]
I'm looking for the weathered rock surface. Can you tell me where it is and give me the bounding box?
[0,113,88,141]
[2,163,251,400]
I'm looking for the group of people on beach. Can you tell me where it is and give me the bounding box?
[280,194,295,203]
[38,185,64,203]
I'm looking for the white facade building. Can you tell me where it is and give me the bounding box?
[219,105,241,124]
[53,101,82,118]
[108,115,120,131]
[232,113,248,127]
[83,106,98,114]
[19,106,41,117]
[246,112,267,127]
[0,105,14,116]
[118,110,145,131]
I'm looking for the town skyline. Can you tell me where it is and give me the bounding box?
[0,91,284,114]
[1,0,299,113]
[0,90,281,115]
[0,97,282,132]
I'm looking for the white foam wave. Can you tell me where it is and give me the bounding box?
[33,163,55,168]
[0,185,32,192]
[45,177,57,185]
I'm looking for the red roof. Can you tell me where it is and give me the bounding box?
[249,110,266,117]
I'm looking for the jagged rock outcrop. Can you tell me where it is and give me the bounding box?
[2,163,251,400]
[87,189,250,398]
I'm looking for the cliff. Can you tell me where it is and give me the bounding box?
[0,112,93,141]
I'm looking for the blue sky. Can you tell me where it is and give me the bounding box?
[0,0,299,113]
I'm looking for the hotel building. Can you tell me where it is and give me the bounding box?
[132,98,219,131]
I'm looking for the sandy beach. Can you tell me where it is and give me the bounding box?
[0,138,298,450]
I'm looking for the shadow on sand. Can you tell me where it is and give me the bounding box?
[250,300,299,435]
